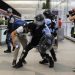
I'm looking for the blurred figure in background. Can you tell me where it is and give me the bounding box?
[58,18,62,28]
[4,8,15,53]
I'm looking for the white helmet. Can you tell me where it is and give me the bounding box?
[7,8,12,13]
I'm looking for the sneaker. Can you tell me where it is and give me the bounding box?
[13,61,23,68]
[12,60,16,66]
[39,59,48,64]
[4,50,11,53]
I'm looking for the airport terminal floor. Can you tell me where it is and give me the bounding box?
[0,39,75,75]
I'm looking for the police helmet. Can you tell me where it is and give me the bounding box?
[35,14,44,21]
[35,14,45,26]
[43,9,52,18]
[7,8,12,13]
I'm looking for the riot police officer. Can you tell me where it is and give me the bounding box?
[4,8,15,53]
[42,9,57,63]
[13,14,54,68]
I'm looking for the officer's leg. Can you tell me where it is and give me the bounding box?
[39,36,49,64]
[39,53,54,68]
[39,53,48,64]
[50,48,57,62]
[4,32,11,53]
[13,42,34,68]
[46,54,54,68]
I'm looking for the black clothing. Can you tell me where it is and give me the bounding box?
[14,22,55,68]
[20,23,46,61]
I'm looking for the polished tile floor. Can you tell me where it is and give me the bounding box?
[0,39,75,75]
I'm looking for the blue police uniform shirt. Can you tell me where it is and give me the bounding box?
[45,19,51,27]
[42,24,51,37]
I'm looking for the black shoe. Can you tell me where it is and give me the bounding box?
[23,60,27,64]
[13,61,23,68]
[12,60,16,66]
[4,50,11,53]
[39,59,48,64]
[49,60,54,68]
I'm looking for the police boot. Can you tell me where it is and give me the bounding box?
[4,46,11,53]
[48,57,54,68]
[39,59,48,64]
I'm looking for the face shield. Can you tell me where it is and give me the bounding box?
[34,14,45,26]
[7,8,12,16]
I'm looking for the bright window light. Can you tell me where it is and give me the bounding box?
[4,1,61,5]
[51,2,61,5]
[4,1,46,4]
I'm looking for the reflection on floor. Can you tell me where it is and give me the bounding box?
[0,39,75,75]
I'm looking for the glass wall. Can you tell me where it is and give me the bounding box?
[51,0,75,40]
